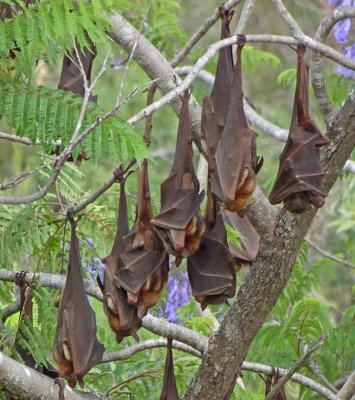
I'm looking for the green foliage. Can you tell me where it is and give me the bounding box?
[242,46,281,70]
[277,68,297,88]
[0,82,148,162]
[0,0,114,80]
[225,223,243,249]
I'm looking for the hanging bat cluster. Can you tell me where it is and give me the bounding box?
[46,5,330,394]
[53,218,105,388]
[152,91,205,264]
[116,159,169,319]
[269,45,329,213]
[97,177,142,343]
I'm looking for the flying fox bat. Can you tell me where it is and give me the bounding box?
[223,211,259,271]
[211,35,263,217]
[97,178,141,343]
[116,159,169,319]
[264,370,287,400]
[201,6,234,161]
[269,45,329,214]
[58,36,97,103]
[152,92,205,261]
[53,218,105,388]
[187,182,235,310]
[159,339,180,400]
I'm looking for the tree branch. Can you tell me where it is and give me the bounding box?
[234,0,255,35]
[170,0,243,67]
[0,352,101,400]
[102,339,201,362]
[310,7,355,126]
[338,369,355,400]
[264,334,328,400]
[305,237,355,269]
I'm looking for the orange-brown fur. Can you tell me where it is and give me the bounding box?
[224,171,256,216]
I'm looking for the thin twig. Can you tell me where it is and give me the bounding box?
[337,369,355,400]
[264,334,329,400]
[307,361,338,394]
[234,0,255,35]
[305,237,355,269]
[170,0,243,67]
[0,163,50,191]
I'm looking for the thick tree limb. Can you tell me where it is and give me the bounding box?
[0,352,101,400]
[338,370,355,400]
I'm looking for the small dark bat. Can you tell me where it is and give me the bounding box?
[116,159,169,319]
[53,218,105,388]
[187,182,235,311]
[159,339,180,400]
[58,36,97,103]
[223,211,259,271]
[211,35,263,217]
[97,178,141,343]
[269,45,329,213]
[152,91,205,261]
[201,6,234,161]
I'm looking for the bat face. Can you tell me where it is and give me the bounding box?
[269,45,330,213]
[152,92,205,259]
[210,35,262,217]
[98,180,142,343]
[116,160,169,319]
[53,220,105,388]
[159,339,180,400]
[187,187,235,311]
[223,211,259,271]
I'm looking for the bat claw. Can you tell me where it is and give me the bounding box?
[236,34,246,46]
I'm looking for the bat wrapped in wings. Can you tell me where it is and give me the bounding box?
[97,175,141,343]
[53,218,105,388]
[223,211,259,271]
[159,339,180,400]
[116,159,169,319]
[187,182,235,311]
[211,35,263,217]
[269,45,329,213]
[152,92,205,262]
[201,6,235,159]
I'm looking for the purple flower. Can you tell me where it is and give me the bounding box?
[163,272,192,324]
[337,42,355,78]
[85,257,105,282]
[111,53,125,71]
[85,238,96,250]
[334,18,351,44]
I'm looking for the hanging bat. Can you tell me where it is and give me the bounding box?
[152,91,205,262]
[269,45,329,214]
[223,211,259,271]
[97,178,141,343]
[201,6,234,161]
[58,36,97,103]
[159,339,180,400]
[187,182,235,311]
[116,159,169,319]
[53,218,105,388]
[211,35,263,217]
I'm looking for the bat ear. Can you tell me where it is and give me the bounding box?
[96,276,104,293]
[255,156,264,175]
